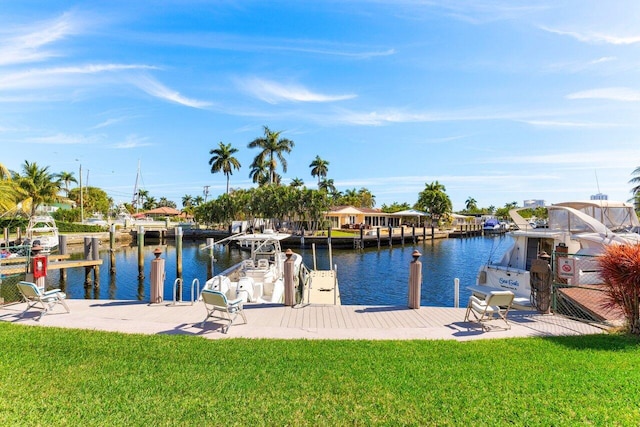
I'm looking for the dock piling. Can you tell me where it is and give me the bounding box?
[109,225,116,274]
[408,250,422,309]
[137,226,145,279]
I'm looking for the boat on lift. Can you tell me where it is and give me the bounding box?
[26,215,59,253]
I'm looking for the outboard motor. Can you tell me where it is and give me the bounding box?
[209,275,231,296]
[236,276,255,302]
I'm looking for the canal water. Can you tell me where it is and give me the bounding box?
[37,235,512,307]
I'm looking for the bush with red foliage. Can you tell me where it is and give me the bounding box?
[598,244,640,334]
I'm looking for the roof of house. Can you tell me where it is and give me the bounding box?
[144,206,181,216]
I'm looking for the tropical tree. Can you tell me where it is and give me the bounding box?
[309,155,329,186]
[318,178,337,195]
[249,158,271,186]
[357,187,375,208]
[56,171,77,197]
[290,177,304,188]
[629,166,640,211]
[182,195,193,208]
[414,181,452,227]
[465,197,478,212]
[193,195,204,206]
[68,187,111,216]
[248,126,294,185]
[381,202,411,213]
[209,142,241,194]
[12,161,61,216]
[143,196,157,211]
[0,162,10,180]
[158,197,176,208]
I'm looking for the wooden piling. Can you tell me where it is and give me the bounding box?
[175,226,183,280]
[138,226,145,279]
[388,225,392,247]
[401,226,405,245]
[408,250,422,309]
[327,226,332,247]
[206,237,214,278]
[359,226,364,250]
[376,227,381,249]
[283,249,295,306]
[91,237,99,261]
[412,225,416,244]
[3,227,8,247]
[16,227,22,244]
[109,225,116,274]
[58,235,68,282]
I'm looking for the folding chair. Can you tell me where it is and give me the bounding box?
[17,281,70,321]
[200,289,247,333]
[464,290,514,330]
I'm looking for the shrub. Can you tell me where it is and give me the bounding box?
[599,244,640,334]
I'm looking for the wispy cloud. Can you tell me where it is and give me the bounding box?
[111,134,152,149]
[519,119,618,128]
[25,132,99,145]
[91,116,138,130]
[567,87,640,102]
[0,64,158,90]
[489,149,640,168]
[240,78,356,104]
[0,12,79,65]
[130,74,211,109]
[540,26,640,45]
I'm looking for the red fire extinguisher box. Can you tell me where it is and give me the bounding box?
[32,255,48,279]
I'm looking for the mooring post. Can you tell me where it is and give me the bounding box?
[327,226,332,247]
[376,227,381,249]
[388,225,392,247]
[84,237,92,259]
[401,226,405,245]
[176,226,183,285]
[3,227,8,248]
[137,226,145,279]
[91,237,99,261]
[206,237,215,278]
[109,224,116,274]
[283,249,295,306]
[408,250,422,309]
[58,235,68,282]
[94,265,100,289]
[454,278,460,308]
[16,227,22,244]
[150,248,165,304]
[412,225,416,244]
[359,226,364,250]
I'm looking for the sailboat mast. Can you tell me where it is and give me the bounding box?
[132,160,140,213]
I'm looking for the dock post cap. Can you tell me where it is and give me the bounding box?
[285,248,293,258]
[153,248,162,258]
[412,250,421,259]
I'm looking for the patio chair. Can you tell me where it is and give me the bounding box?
[16,281,70,321]
[200,289,247,333]
[464,290,514,330]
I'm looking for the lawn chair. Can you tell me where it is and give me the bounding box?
[464,290,514,330]
[200,289,247,333]
[16,281,70,321]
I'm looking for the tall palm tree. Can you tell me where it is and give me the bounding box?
[0,162,10,180]
[13,161,61,216]
[56,171,77,197]
[208,142,241,194]
[465,197,477,211]
[248,126,294,185]
[309,155,329,186]
[182,194,193,208]
[318,178,336,194]
[357,187,376,208]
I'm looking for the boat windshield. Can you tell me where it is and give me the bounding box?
[548,208,599,233]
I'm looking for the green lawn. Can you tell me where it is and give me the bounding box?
[1,323,639,426]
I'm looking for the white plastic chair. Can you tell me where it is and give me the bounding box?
[200,289,247,333]
[464,290,514,330]
[17,281,70,321]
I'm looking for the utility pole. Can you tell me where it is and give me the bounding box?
[203,185,210,203]
[79,163,84,223]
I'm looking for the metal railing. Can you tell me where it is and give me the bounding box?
[171,278,201,306]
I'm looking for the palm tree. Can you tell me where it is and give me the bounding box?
[318,178,336,194]
[0,162,10,180]
[193,195,204,206]
[357,187,376,208]
[248,126,294,185]
[290,177,304,188]
[182,194,193,208]
[209,142,241,194]
[629,166,640,210]
[465,197,477,212]
[309,155,329,186]
[249,158,271,186]
[13,161,61,216]
[56,171,77,197]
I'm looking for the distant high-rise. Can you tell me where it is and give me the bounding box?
[523,199,545,208]
[590,193,608,201]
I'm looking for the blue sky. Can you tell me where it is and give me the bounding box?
[2,1,640,211]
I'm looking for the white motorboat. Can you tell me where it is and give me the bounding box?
[470,200,640,310]
[26,215,59,253]
[202,231,305,304]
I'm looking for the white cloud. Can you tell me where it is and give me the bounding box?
[111,134,152,149]
[130,75,211,109]
[541,26,640,45]
[240,78,356,104]
[25,133,99,145]
[520,120,617,128]
[0,12,79,65]
[0,64,158,90]
[567,87,640,102]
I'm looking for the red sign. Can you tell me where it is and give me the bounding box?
[557,257,575,278]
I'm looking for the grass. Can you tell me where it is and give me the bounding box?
[1,324,639,426]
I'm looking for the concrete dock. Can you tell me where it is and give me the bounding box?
[0,299,606,341]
